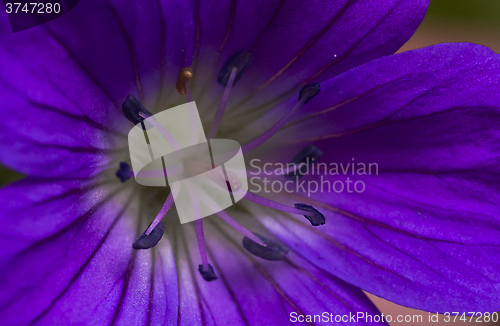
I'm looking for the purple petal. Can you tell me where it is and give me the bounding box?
[0,179,178,325]
[261,43,500,312]
[0,0,194,177]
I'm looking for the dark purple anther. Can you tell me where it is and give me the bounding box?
[294,203,326,226]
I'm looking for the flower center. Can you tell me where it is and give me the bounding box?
[117,50,325,282]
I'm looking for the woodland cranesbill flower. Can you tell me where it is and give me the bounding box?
[1,0,500,325]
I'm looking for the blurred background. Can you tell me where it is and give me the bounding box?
[400,0,500,53]
[0,0,499,325]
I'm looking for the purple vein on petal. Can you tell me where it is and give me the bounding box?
[105,0,144,102]
[283,63,437,133]
[44,28,121,112]
[240,70,394,127]
[31,181,103,207]
[288,63,481,132]
[235,0,356,108]
[303,0,405,85]
[283,258,357,315]
[191,0,202,74]
[377,71,474,121]
[284,81,391,129]
[376,167,500,176]
[294,105,498,143]
[11,180,113,218]
[7,185,129,266]
[14,132,113,154]
[286,260,362,319]
[108,194,148,326]
[172,232,182,326]
[425,241,498,283]
[155,252,172,326]
[248,0,286,52]
[28,101,126,138]
[0,77,126,138]
[267,211,442,294]
[204,238,252,326]
[108,246,139,326]
[285,193,479,247]
[153,0,168,109]
[233,0,419,122]
[175,228,209,326]
[361,224,495,287]
[218,0,237,60]
[363,179,493,217]
[146,249,157,326]
[27,190,136,325]
[45,77,121,131]
[195,0,237,100]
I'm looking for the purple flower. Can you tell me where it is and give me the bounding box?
[1,0,500,325]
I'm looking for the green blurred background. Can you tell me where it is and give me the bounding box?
[0,1,499,325]
[400,0,500,53]
[0,161,22,186]
[427,0,500,26]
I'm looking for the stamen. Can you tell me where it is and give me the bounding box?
[298,82,321,103]
[207,67,237,139]
[217,50,252,87]
[294,203,326,226]
[243,193,325,226]
[198,263,217,282]
[241,83,321,154]
[195,219,210,271]
[285,145,323,181]
[216,210,266,246]
[176,67,193,95]
[145,193,174,235]
[122,94,153,129]
[244,193,305,215]
[116,162,133,183]
[133,222,165,249]
[242,233,289,261]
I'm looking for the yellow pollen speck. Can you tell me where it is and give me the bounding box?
[176,67,193,95]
